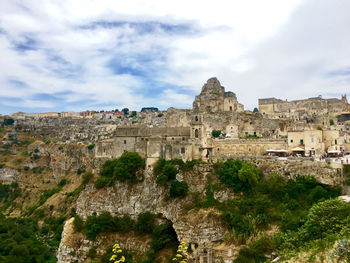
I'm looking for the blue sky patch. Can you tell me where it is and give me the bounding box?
[12,34,38,52]
[81,20,196,36]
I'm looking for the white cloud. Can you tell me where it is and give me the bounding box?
[0,0,349,114]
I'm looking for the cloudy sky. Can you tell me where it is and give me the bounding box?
[0,0,349,114]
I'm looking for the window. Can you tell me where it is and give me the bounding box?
[182,137,185,141]
[172,137,174,140]
[254,132,256,136]
[335,139,337,145]
[181,147,185,154]
[300,139,304,145]
[195,129,199,138]
[195,116,198,122]
[229,106,232,111]
[311,138,314,142]
[290,139,293,143]
[124,140,126,144]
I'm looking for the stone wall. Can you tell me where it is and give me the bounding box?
[212,138,287,157]
[228,156,342,186]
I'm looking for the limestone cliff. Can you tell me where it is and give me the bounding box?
[58,164,227,262]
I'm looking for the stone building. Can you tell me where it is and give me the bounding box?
[94,77,350,163]
[258,95,349,122]
[287,130,343,157]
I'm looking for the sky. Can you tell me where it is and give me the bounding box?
[0,0,349,114]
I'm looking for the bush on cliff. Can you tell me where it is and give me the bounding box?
[96,152,145,188]
[135,212,155,234]
[216,159,261,194]
[114,152,145,183]
[94,177,112,189]
[170,180,188,198]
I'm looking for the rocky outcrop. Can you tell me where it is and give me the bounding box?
[0,168,19,183]
[26,142,105,178]
[240,156,342,185]
[75,165,226,248]
[57,218,150,263]
[54,164,228,262]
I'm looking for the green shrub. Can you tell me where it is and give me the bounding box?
[212,130,221,138]
[302,199,350,240]
[233,236,275,263]
[182,159,201,171]
[330,119,335,125]
[307,185,328,204]
[82,212,135,240]
[82,172,93,185]
[100,159,118,177]
[238,162,261,187]
[114,152,145,183]
[135,212,155,234]
[58,179,67,187]
[217,159,260,194]
[169,181,188,198]
[88,246,97,259]
[118,215,135,233]
[73,215,84,232]
[216,159,243,188]
[94,177,112,189]
[0,215,56,262]
[156,163,178,186]
[154,158,166,176]
[150,221,178,252]
[76,167,86,175]
[97,152,145,186]
[3,118,14,126]
[31,166,44,174]
[87,144,95,150]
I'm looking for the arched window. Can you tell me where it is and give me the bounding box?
[195,116,199,122]
[195,129,199,138]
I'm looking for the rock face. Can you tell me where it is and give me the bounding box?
[193,77,244,113]
[55,164,227,262]
[240,156,342,186]
[26,142,104,178]
[0,168,19,183]
[57,218,150,263]
[75,166,226,248]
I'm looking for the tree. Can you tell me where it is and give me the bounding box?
[253,107,259,113]
[212,130,221,138]
[135,212,155,234]
[122,108,129,115]
[114,152,145,183]
[217,159,243,188]
[238,162,261,186]
[4,118,14,126]
[170,180,188,198]
[302,198,350,240]
[330,119,335,125]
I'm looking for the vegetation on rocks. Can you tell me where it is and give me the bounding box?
[95,152,145,188]
[75,211,178,262]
